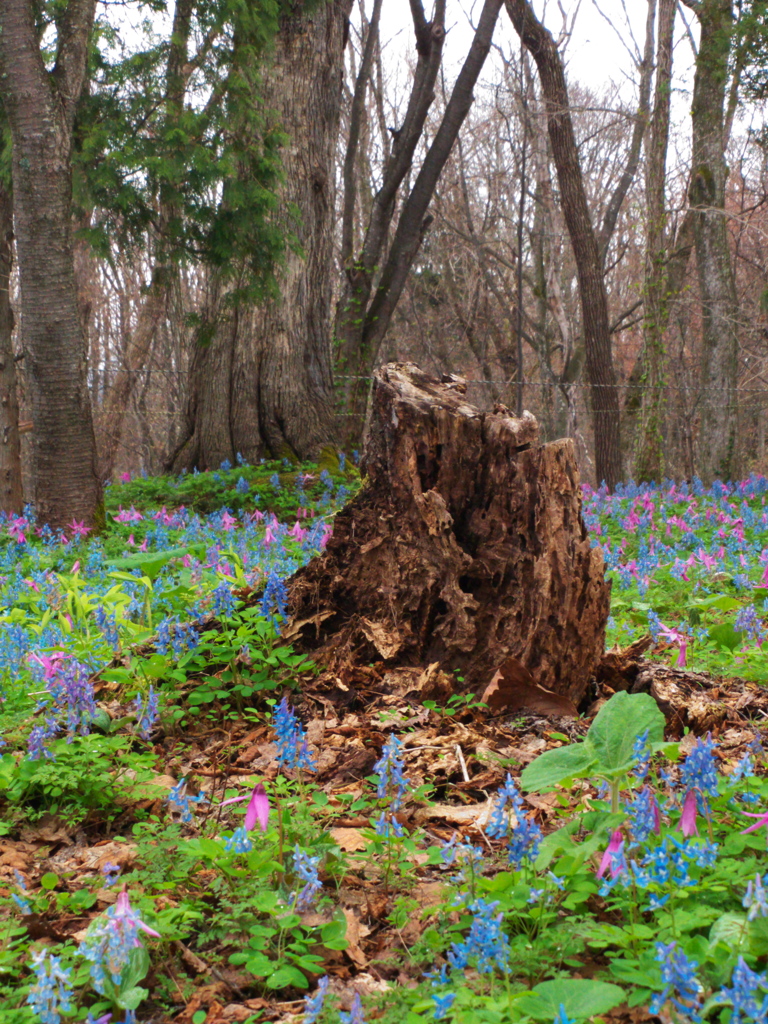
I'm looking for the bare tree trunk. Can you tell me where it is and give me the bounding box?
[685,0,740,483]
[170,0,350,471]
[0,186,23,513]
[335,0,503,438]
[503,0,627,488]
[98,0,195,480]
[635,0,675,482]
[0,0,101,528]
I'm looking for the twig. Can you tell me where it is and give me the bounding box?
[455,744,470,783]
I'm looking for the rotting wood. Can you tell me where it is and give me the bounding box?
[286,363,610,706]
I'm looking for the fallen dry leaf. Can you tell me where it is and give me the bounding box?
[481,657,577,717]
[412,799,493,829]
[330,827,369,852]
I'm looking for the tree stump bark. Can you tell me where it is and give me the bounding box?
[287,363,610,705]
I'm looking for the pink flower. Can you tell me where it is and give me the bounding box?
[72,561,80,574]
[289,521,308,542]
[221,782,269,832]
[597,830,626,879]
[120,472,131,483]
[741,809,768,835]
[263,526,276,545]
[681,789,699,837]
[69,519,91,540]
[182,554,192,568]
[221,512,238,532]
[25,579,40,593]
[114,887,160,940]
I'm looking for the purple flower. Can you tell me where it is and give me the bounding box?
[221,782,269,832]
[304,976,329,1024]
[681,790,699,837]
[340,992,366,1024]
[597,830,626,880]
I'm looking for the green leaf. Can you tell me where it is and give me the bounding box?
[587,691,666,773]
[116,985,149,1011]
[119,946,150,993]
[709,913,749,957]
[266,965,309,990]
[517,979,625,1020]
[708,623,743,651]
[520,741,597,792]
[40,873,59,890]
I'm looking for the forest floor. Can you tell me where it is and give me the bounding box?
[2,463,768,1024]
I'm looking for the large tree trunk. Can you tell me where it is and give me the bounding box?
[0,0,101,528]
[169,0,350,472]
[504,0,623,490]
[687,0,740,483]
[0,186,23,513]
[635,0,676,483]
[287,363,609,705]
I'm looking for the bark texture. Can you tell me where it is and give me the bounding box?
[688,0,740,483]
[0,0,101,527]
[504,0,622,490]
[169,0,350,472]
[287,363,610,705]
[635,0,676,483]
[0,186,23,513]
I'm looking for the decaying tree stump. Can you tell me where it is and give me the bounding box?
[287,363,610,705]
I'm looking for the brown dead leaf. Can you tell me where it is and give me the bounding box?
[360,619,403,660]
[330,827,368,852]
[342,907,369,968]
[412,799,493,829]
[481,658,577,717]
[19,815,74,845]
[176,983,229,1023]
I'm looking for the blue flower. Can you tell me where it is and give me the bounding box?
[27,949,73,1024]
[744,874,768,921]
[340,992,366,1024]
[304,976,329,1024]
[432,992,456,1019]
[273,697,316,772]
[680,734,719,799]
[486,774,541,868]
[446,897,510,975]
[649,941,703,1022]
[224,826,253,854]
[292,845,323,910]
[718,956,768,1023]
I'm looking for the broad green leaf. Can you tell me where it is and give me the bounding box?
[520,740,597,792]
[587,691,665,773]
[708,623,743,651]
[116,986,149,1011]
[517,979,625,1019]
[266,965,308,989]
[709,913,749,957]
[119,946,150,992]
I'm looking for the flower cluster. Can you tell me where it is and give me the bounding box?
[26,949,73,1024]
[134,684,159,740]
[79,889,160,995]
[486,773,542,868]
[291,845,323,910]
[273,697,316,772]
[446,896,510,975]
[165,778,208,824]
[373,733,410,839]
[649,942,704,1022]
